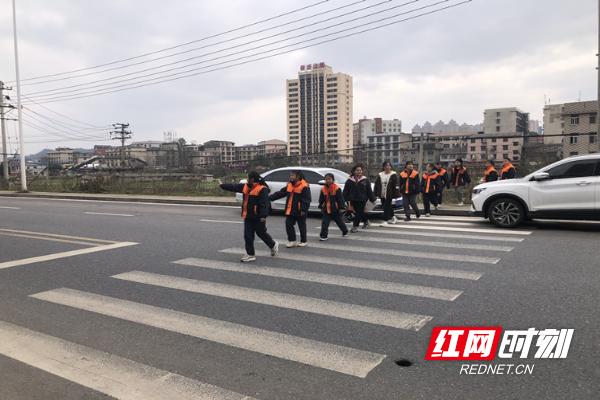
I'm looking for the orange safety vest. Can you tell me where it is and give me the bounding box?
[400,170,419,194]
[321,183,340,214]
[483,166,497,182]
[241,183,265,219]
[438,168,447,176]
[422,171,439,194]
[285,179,309,216]
[500,162,515,179]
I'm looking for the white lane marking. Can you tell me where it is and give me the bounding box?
[84,211,135,217]
[0,206,20,209]
[31,288,385,378]
[0,242,138,270]
[322,227,524,243]
[0,320,257,400]
[417,215,483,222]
[305,233,513,252]
[173,258,462,301]
[200,219,243,224]
[303,242,500,264]
[220,249,483,281]
[113,271,432,331]
[0,228,115,244]
[1,195,239,208]
[0,231,102,246]
[379,223,532,235]
[390,219,480,227]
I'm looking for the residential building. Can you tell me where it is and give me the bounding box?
[353,117,402,146]
[412,120,482,134]
[465,133,524,162]
[204,140,235,164]
[528,119,542,135]
[366,132,413,167]
[483,107,529,135]
[257,139,287,158]
[562,100,599,156]
[235,144,258,162]
[542,103,564,145]
[47,148,75,166]
[286,63,353,162]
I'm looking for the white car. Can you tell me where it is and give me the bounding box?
[235,166,401,215]
[471,154,600,227]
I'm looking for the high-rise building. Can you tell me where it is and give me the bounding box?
[542,103,564,145]
[561,100,599,157]
[483,107,529,135]
[286,63,353,161]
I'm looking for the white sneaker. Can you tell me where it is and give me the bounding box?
[437,204,442,209]
[434,205,438,210]
[319,237,328,241]
[458,202,464,207]
[297,242,308,247]
[380,221,389,227]
[286,241,298,248]
[390,216,397,225]
[241,254,256,263]
[425,213,431,217]
[270,241,279,256]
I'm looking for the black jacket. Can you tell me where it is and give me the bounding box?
[220,183,270,219]
[436,167,450,189]
[373,172,399,200]
[318,183,345,215]
[343,176,376,203]
[399,170,421,195]
[450,166,471,187]
[500,163,517,180]
[269,179,311,216]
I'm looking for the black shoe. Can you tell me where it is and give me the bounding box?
[404,217,411,221]
[416,214,421,219]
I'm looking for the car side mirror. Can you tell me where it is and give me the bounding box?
[318,180,326,185]
[532,172,551,181]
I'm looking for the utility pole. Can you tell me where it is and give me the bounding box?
[597,0,600,147]
[11,0,27,191]
[417,132,425,171]
[0,81,12,181]
[110,123,131,168]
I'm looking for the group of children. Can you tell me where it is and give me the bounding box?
[220,158,517,262]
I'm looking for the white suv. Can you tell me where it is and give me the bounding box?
[471,154,600,227]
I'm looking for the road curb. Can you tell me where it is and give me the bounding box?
[0,192,237,207]
[0,192,474,216]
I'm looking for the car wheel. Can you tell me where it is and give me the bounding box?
[487,198,524,228]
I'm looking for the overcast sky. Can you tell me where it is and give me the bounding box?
[0,0,597,154]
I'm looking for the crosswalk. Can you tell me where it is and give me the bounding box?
[1,215,534,399]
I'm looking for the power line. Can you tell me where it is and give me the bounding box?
[25,0,417,98]
[22,106,110,134]
[21,0,370,88]
[22,95,112,129]
[26,1,470,104]
[10,0,331,84]
[21,119,107,142]
[21,110,110,140]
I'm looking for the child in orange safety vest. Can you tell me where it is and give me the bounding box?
[500,158,517,180]
[220,171,278,263]
[421,163,440,217]
[318,173,349,240]
[482,160,499,183]
[399,161,421,221]
[269,170,312,248]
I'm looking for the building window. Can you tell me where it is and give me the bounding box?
[496,119,501,124]
[491,138,497,143]
[496,126,500,132]
[569,136,578,144]
[570,115,579,125]
[590,135,596,144]
[590,114,597,124]
[496,112,501,117]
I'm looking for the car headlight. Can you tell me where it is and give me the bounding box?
[472,187,487,195]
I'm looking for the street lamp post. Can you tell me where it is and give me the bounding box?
[11,0,27,191]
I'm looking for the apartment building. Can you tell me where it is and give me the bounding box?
[353,117,402,146]
[483,107,529,135]
[561,100,599,156]
[542,103,565,145]
[257,139,287,158]
[234,144,259,162]
[286,63,353,162]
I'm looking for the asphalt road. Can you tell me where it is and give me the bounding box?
[0,196,598,400]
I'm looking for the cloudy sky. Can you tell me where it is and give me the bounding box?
[0,0,597,154]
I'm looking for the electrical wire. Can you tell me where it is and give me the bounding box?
[26,1,470,104]
[10,0,331,84]
[25,0,415,97]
